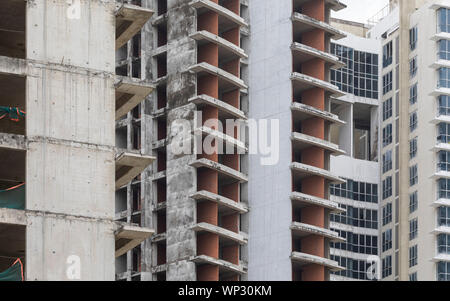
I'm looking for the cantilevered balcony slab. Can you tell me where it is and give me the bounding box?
[0,208,26,226]
[191,222,248,245]
[189,0,248,29]
[116,152,156,190]
[292,12,346,40]
[115,4,154,50]
[293,0,346,11]
[431,87,450,97]
[290,222,345,242]
[115,224,154,257]
[290,162,345,184]
[432,170,450,180]
[189,94,247,120]
[190,31,248,61]
[431,59,450,69]
[431,32,450,42]
[115,76,154,120]
[195,126,247,153]
[291,192,344,213]
[291,252,344,271]
[291,42,344,68]
[433,226,450,236]
[291,72,344,97]
[432,198,450,208]
[191,190,248,214]
[433,143,450,152]
[190,158,248,183]
[291,132,345,156]
[0,133,26,151]
[189,62,248,91]
[191,255,246,275]
[291,102,345,125]
[432,254,450,263]
[431,114,450,125]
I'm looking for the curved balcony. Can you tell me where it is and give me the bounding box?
[291,102,345,125]
[189,62,248,91]
[291,191,344,213]
[291,72,344,97]
[190,158,248,184]
[291,132,345,156]
[190,30,248,61]
[191,255,247,275]
[191,190,248,214]
[189,94,247,120]
[194,126,247,154]
[293,0,347,12]
[291,42,344,69]
[290,162,345,184]
[291,12,345,40]
[291,222,345,242]
[191,222,248,245]
[291,252,344,272]
[189,0,248,28]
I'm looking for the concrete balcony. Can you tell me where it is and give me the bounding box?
[115,4,154,50]
[433,226,450,235]
[291,72,344,97]
[291,192,344,213]
[431,59,450,69]
[189,62,248,91]
[430,114,450,125]
[291,42,344,69]
[292,12,345,40]
[151,232,167,243]
[293,0,347,11]
[291,102,345,125]
[189,94,247,120]
[191,222,248,245]
[291,252,344,271]
[290,222,345,242]
[432,170,450,180]
[190,158,248,184]
[431,32,450,42]
[189,0,248,29]
[194,126,247,154]
[432,198,450,208]
[115,76,154,120]
[433,143,450,152]
[291,132,345,156]
[190,190,248,214]
[191,255,247,275]
[432,253,450,263]
[114,223,154,257]
[431,87,450,97]
[0,133,26,151]
[190,30,248,61]
[115,151,156,190]
[0,207,26,226]
[290,162,345,184]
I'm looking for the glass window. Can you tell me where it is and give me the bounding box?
[409,218,418,240]
[410,191,418,213]
[409,57,418,79]
[439,95,450,116]
[438,178,450,199]
[382,229,392,252]
[382,203,392,226]
[383,71,393,95]
[409,272,418,281]
[439,67,450,88]
[409,245,418,267]
[383,124,393,147]
[410,165,418,187]
[438,206,450,227]
[383,150,392,174]
[438,261,450,281]
[383,98,393,121]
[438,123,450,143]
[409,83,417,105]
[382,256,392,278]
[438,40,450,60]
[410,137,418,159]
[409,26,418,51]
[438,8,450,33]
[383,176,392,200]
[410,111,418,132]
[383,41,393,68]
[438,234,450,255]
[438,151,450,172]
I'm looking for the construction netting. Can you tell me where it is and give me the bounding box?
[0,259,24,281]
[0,183,25,210]
[0,106,26,122]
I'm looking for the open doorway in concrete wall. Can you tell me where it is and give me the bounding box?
[0,74,26,136]
[0,0,26,59]
[0,222,25,281]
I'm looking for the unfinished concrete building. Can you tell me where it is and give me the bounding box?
[0,0,155,280]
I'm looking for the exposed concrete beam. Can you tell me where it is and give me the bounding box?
[189,62,248,90]
[291,42,344,68]
[290,162,345,184]
[189,94,247,120]
[191,255,247,275]
[291,252,344,271]
[190,158,248,183]
[191,222,248,245]
[190,190,249,214]
[291,132,345,156]
[290,222,345,242]
[115,4,154,50]
[0,133,26,151]
[189,0,248,28]
[115,151,156,190]
[291,192,344,213]
[0,208,26,226]
[194,126,247,153]
[115,224,154,258]
[115,76,154,120]
[291,102,346,125]
[190,30,248,59]
[291,72,344,97]
[292,12,346,40]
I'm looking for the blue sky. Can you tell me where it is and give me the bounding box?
[331,0,389,24]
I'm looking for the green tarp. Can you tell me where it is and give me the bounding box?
[0,106,25,122]
[0,184,25,210]
[0,259,23,281]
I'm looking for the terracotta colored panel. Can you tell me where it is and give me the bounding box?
[301,0,325,22]
[301,235,324,257]
[301,176,325,199]
[302,29,325,52]
[222,27,240,47]
[301,118,324,139]
[198,43,219,67]
[301,147,324,169]
[302,264,325,281]
[197,201,218,225]
[197,232,219,257]
[222,245,239,265]
[221,213,239,233]
[221,182,239,202]
[301,88,325,110]
[222,58,239,77]
[302,58,325,81]
[197,10,219,35]
[197,264,219,281]
[198,169,218,193]
[222,0,239,15]
[301,206,325,228]
[198,74,219,99]
[222,89,240,109]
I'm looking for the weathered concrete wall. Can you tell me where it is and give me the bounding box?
[23,0,116,280]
